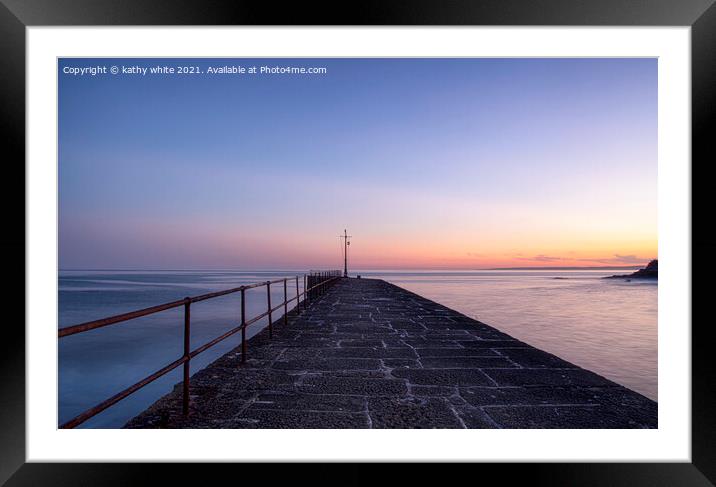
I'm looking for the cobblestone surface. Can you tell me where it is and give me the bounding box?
[125,278,657,429]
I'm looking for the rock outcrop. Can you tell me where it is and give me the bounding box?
[604,260,658,280]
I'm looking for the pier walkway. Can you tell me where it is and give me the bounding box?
[126,278,657,428]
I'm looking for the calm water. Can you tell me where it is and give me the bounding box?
[58,269,656,428]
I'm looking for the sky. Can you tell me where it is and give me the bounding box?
[58,58,657,270]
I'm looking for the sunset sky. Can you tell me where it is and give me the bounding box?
[59,58,657,270]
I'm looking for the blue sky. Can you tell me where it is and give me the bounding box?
[59,58,657,269]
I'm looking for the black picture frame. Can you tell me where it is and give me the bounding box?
[3,0,714,484]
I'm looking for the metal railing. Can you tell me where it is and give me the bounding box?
[58,270,342,429]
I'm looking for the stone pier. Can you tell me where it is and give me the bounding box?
[125,278,657,429]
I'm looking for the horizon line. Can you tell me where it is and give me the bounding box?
[58,264,648,272]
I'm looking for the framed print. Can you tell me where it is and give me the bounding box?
[4,0,715,484]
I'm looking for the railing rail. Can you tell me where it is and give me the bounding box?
[58,270,342,429]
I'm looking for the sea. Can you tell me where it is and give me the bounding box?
[58,269,657,428]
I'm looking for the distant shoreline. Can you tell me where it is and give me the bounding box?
[483,265,643,271]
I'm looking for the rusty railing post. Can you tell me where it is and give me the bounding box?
[241,287,246,364]
[295,275,300,313]
[267,281,273,338]
[283,278,288,325]
[303,274,307,307]
[182,297,191,416]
